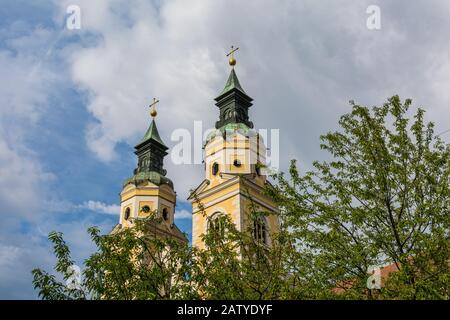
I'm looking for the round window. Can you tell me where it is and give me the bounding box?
[141,205,151,214]
[233,159,241,167]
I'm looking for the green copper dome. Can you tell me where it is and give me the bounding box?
[123,171,173,189]
[205,122,257,144]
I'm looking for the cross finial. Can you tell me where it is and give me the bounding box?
[149,98,159,118]
[226,45,239,67]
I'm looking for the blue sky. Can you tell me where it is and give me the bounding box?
[0,0,193,298]
[1,0,449,299]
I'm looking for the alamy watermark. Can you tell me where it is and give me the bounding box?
[66,264,82,290]
[66,5,81,30]
[367,265,382,290]
[366,5,381,30]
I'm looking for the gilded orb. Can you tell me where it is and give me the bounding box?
[229,57,236,66]
[150,109,157,117]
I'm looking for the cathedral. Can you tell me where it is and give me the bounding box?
[113,48,279,248]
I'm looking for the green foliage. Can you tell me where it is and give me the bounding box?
[33,218,198,300]
[33,96,449,300]
[266,95,449,299]
[32,231,86,300]
[192,211,289,299]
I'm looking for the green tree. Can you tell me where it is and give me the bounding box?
[266,95,449,299]
[32,206,292,300]
[33,96,449,300]
[190,195,293,299]
[32,217,198,300]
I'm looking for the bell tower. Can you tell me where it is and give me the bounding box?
[189,47,279,249]
[113,99,187,244]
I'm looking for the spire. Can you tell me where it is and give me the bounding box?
[140,119,167,148]
[132,99,168,177]
[214,46,253,129]
[139,97,166,147]
[219,68,246,96]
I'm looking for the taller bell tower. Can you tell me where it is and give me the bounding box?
[189,48,279,249]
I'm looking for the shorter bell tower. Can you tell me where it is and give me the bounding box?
[113,99,187,244]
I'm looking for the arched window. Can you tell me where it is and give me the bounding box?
[212,162,219,176]
[124,207,131,221]
[207,212,226,238]
[253,217,267,244]
[162,208,169,221]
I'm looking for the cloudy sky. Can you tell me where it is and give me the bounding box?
[1,0,449,299]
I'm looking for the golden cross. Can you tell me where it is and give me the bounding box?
[226,45,239,67]
[149,97,159,118]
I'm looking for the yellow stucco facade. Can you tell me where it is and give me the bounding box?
[119,181,176,228]
[189,130,279,249]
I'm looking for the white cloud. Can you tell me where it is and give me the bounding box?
[0,215,116,299]
[175,209,192,220]
[0,19,74,298]
[55,0,450,200]
[0,21,108,299]
[0,245,21,268]
[0,25,62,220]
[78,200,120,215]
[0,243,42,299]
